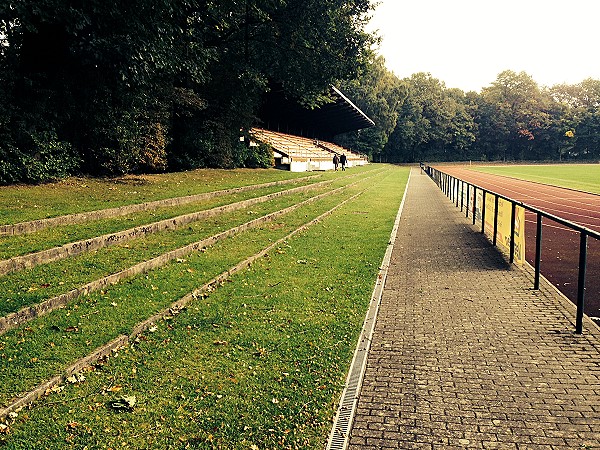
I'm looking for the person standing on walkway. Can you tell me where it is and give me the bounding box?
[333,154,339,171]
[340,153,347,171]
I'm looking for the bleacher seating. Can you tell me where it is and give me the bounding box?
[250,128,368,172]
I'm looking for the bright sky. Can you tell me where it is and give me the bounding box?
[366,0,600,92]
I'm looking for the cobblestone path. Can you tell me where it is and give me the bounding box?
[348,168,600,449]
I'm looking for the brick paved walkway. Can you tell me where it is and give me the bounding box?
[347,168,600,449]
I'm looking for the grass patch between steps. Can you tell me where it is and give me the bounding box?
[1,165,409,449]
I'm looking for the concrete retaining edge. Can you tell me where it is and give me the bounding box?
[0,175,321,236]
[0,179,338,277]
[0,179,368,336]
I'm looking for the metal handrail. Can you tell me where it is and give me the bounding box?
[425,165,599,334]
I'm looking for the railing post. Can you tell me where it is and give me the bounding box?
[472,186,477,225]
[444,174,448,197]
[456,179,460,207]
[453,177,456,202]
[466,184,470,218]
[460,181,464,211]
[576,232,588,334]
[509,202,516,264]
[534,213,543,290]
[481,190,486,234]
[445,174,449,196]
[493,195,499,246]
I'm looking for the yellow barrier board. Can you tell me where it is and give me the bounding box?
[483,193,525,265]
[483,192,495,236]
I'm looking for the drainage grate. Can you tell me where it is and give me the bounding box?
[326,171,411,450]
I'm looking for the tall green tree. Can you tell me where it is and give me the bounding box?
[0,0,376,183]
[172,0,376,169]
[0,0,215,177]
[384,73,475,162]
[476,70,553,161]
[335,55,407,160]
[550,78,600,160]
[443,88,477,160]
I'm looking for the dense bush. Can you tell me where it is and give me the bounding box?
[169,119,239,170]
[240,143,275,169]
[0,144,25,186]
[0,131,80,185]
[24,132,81,183]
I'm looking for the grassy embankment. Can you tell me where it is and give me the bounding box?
[1,164,409,449]
[0,169,314,225]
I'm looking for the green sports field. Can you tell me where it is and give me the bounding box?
[470,164,600,194]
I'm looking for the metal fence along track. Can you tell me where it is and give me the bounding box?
[426,165,600,334]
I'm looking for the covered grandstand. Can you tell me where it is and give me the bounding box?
[252,85,374,172]
[251,128,368,172]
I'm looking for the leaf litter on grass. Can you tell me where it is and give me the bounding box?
[0,186,345,318]
[0,182,375,407]
[2,166,408,449]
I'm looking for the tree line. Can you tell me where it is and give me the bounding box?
[2,2,599,186]
[337,61,600,164]
[0,1,374,184]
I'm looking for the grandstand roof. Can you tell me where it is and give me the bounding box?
[251,128,366,161]
[257,85,375,140]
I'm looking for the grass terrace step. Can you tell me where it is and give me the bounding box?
[0,169,324,226]
[0,174,383,319]
[0,178,344,271]
[0,175,327,237]
[0,176,378,332]
[0,165,408,449]
[0,170,392,408]
[0,179,327,259]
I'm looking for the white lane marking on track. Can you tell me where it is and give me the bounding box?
[445,169,600,229]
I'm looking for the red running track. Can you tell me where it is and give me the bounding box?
[436,166,600,325]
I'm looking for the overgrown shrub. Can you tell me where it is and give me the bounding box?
[0,90,23,184]
[168,119,238,170]
[237,142,274,168]
[169,121,275,171]
[0,131,80,185]
[0,143,25,185]
[23,131,80,183]
[138,122,168,173]
[87,113,168,176]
